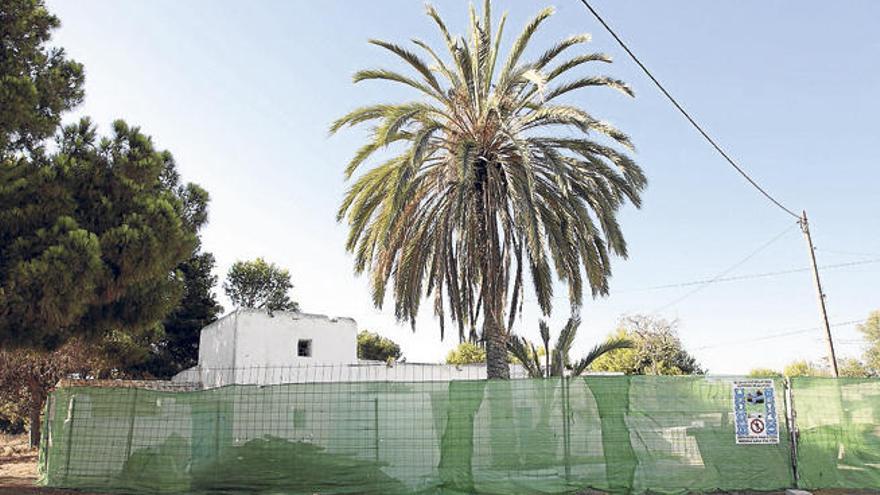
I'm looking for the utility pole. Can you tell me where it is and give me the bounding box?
[799,210,839,377]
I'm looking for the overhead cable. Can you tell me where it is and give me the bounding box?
[576,0,800,219]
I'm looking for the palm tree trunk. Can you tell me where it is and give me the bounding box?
[481,232,509,378]
[477,159,510,380]
[484,314,509,379]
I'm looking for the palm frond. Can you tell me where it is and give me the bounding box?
[353,69,446,102]
[498,7,555,87]
[546,53,613,82]
[533,34,592,70]
[329,104,392,134]
[508,336,542,378]
[333,1,645,376]
[368,39,443,94]
[539,320,550,350]
[570,337,633,376]
[545,76,634,102]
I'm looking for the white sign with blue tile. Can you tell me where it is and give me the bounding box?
[732,379,779,444]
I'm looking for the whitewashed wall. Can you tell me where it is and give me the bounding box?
[232,310,357,367]
[197,312,238,388]
[188,309,358,387]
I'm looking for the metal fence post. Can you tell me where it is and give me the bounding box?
[62,394,76,484]
[784,377,799,486]
[40,393,54,480]
[214,397,221,461]
[123,388,139,461]
[374,397,380,463]
[562,377,571,480]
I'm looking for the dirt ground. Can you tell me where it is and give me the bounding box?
[1,434,877,495]
[0,434,106,495]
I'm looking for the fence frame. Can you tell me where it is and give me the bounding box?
[41,371,880,494]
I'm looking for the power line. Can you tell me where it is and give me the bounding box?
[693,319,865,351]
[575,0,800,220]
[523,249,879,305]
[621,257,880,293]
[817,248,880,258]
[652,222,799,312]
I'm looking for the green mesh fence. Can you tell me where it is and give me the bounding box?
[793,377,880,490]
[39,375,794,494]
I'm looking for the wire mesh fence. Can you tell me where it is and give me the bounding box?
[38,368,805,494]
[792,377,880,490]
[171,362,536,388]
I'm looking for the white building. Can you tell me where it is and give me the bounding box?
[173,309,526,387]
[199,309,358,369]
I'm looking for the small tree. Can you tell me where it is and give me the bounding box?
[0,341,106,446]
[858,310,880,373]
[838,357,872,378]
[747,368,783,378]
[357,331,402,362]
[783,360,828,378]
[223,258,299,313]
[590,315,704,375]
[508,317,632,378]
[446,343,486,365]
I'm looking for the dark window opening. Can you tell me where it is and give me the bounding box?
[297,339,312,357]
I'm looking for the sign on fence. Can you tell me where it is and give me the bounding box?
[733,379,779,444]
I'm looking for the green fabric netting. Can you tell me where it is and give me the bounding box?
[40,376,795,494]
[793,377,880,490]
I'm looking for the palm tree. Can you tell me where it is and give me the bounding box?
[508,317,632,378]
[332,1,645,378]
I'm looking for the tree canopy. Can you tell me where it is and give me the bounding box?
[775,356,872,378]
[1,0,84,158]
[838,357,872,378]
[590,315,703,375]
[0,0,219,446]
[446,342,486,365]
[858,310,880,372]
[333,0,644,378]
[783,360,827,378]
[223,258,299,313]
[357,330,402,362]
[0,119,208,349]
[135,249,223,378]
[747,368,783,378]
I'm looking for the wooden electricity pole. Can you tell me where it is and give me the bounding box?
[799,210,839,377]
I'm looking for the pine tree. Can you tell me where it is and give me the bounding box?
[1,0,84,158]
[0,118,209,349]
[223,258,299,313]
[357,330,402,362]
[138,249,223,378]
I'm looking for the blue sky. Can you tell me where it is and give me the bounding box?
[46,0,879,374]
